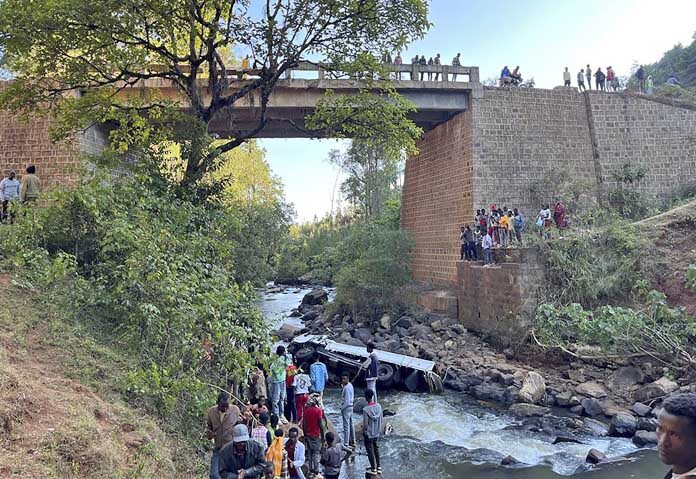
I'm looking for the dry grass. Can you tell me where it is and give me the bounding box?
[0,276,194,478]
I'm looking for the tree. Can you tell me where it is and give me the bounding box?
[328,140,402,219]
[0,0,429,190]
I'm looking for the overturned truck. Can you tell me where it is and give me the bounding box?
[289,334,444,393]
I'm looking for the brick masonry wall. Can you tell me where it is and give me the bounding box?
[0,109,109,190]
[457,248,544,345]
[586,92,696,200]
[470,87,597,219]
[401,109,473,286]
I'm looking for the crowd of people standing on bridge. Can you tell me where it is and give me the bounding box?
[460,201,568,266]
[206,344,384,479]
[381,51,465,81]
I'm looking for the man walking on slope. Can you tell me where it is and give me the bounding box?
[362,342,380,401]
[207,392,241,479]
[363,389,383,476]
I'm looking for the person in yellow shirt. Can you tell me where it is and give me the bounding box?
[240,54,251,80]
[506,210,516,245]
[20,165,40,204]
[498,212,510,248]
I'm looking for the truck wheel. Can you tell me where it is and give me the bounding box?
[377,363,395,388]
[294,346,315,364]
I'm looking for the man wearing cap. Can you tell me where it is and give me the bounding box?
[657,393,696,479]
[207,392,242,479]
[302,394,326,477]
[219,423,266,479]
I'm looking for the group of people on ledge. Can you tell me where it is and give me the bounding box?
[380,51,465,81]
[459,201,567,266]
[206,344,384,479]
[565,64,680,94]
[0,165,41,224]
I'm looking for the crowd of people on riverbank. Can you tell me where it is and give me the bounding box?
[207,344,384,479]
[0,165,41,224]
[460,201,568,266]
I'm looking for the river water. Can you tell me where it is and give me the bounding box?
[257,287,664,479]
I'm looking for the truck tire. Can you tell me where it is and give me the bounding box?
[377,363,395,388]
[294,346,315,364]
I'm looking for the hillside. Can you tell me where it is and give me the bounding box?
[0,275,198,479]
[646,33,696,87]
[637,198,696,317]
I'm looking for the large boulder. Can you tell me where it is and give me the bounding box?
[379,314,391,330]
[607,367,644,392]
[472,383,507,403]
[276,324,302,341]
[634,377,679,402]
[582,418,610,437]
[631,402,653,417]
[509,403,551,418]
[637,417,659,432]
[586,448,606,464]
[352,327,372,345]
[632,430,658,447]
[581,398,604,417]
[575,381,608,399]
[301,288,328,306]
[519,371,546,404]
[396,315,415,329]
[609,412,637,437]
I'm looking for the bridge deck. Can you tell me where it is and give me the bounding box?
[121,62,482,138]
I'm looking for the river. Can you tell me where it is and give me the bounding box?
[257,287,664,479]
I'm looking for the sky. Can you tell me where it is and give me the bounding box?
[261,0,696,223]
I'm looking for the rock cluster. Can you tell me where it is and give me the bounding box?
[277,287,695,451]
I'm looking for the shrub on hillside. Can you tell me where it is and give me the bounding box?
[0,174,270,434]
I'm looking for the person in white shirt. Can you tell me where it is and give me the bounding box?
[482,232,493,266]
[0,170,20,224]
[293,364,311,422]
[657,393,696,479]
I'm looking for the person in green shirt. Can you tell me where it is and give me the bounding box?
[269,346,289,420]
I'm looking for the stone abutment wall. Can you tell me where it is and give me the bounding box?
[403,88,696,288]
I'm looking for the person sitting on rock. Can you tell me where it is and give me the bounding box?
[657,393,696,479]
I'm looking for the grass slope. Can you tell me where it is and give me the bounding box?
[0,275,200,478]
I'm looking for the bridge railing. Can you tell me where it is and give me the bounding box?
[224,61,479,84]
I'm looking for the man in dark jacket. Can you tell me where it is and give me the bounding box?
[657,393,696,479]
[219,424,266,479]
[362,389,383,476]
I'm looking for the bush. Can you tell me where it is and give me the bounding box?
[0,173,271,436]
[332,222,414,317]
[534,290,696,368]
[540,218,643,307]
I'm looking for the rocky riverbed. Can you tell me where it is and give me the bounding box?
[273,285,695,458]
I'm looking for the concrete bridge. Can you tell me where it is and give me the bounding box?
[119,61,482,138]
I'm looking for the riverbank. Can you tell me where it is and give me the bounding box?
[270,284,693,454]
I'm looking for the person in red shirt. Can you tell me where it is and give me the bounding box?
[302,394,326,476]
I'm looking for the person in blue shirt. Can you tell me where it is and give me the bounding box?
[309,357,329,404]
[500,65,512,85]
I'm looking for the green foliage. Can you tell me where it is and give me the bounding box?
[0,0,430,187]
[540,219,643,307]
[645,33,696,87]
[333,222,414,317]
[534,291,696,366]
[328,140,403,220]
[0,172,271,433]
